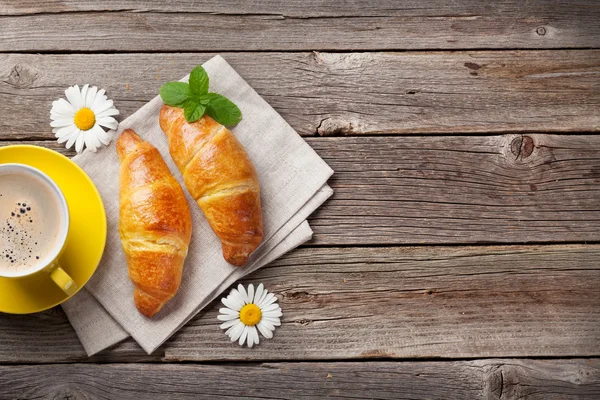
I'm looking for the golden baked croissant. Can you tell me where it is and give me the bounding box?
[117,129,192,318]
[159,105,263,267]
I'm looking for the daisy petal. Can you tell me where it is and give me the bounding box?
[221,296,243,312]
[96,107,120,118]
[262,316,281,326]
[96,116,118,130]
[261,296,279,309]
[263,309,283,318]
[75,132,85,154]
[254,283,264,304]
[238,284,249,304]
[226,289,237,299]
[57,135,70,144]
[257,289,269,306]
[258,293,276,308]
[229,321,245,342]
[91,99,115,116]
[80,84,89,108]
[65,85,83,109]
[91,127,104,150]
[54,125,75,139]
[220,319,238,330]
[83,133,97,153]
[90,89,107,110]
[247,284,254,306]
[217,313,239,321]
[51,98,76,117]
[50,118,75,128]
[252,326,260,346]
[219,308,239,316]
[258,319,275,333]
[65,129,80,149]
[239,326,248,346]
[57,129,74,143]
[85,85,98,108]
[91,125,112,145]
[229,289,246,310]
[261,303,281,313]
[257,321,273,339]
[247,326,255,348]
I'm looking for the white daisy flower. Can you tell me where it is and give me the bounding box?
[218,283,282,348]
[50,84,119,154]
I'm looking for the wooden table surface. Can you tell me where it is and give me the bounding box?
[1,1,600,399]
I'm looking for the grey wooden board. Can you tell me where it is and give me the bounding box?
[3,133,600,246]
[0,52,599,139]
[0,1,599,51]
[0,359,599,400]
[0,244,598,363]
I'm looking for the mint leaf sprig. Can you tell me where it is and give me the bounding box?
[159,65,242,126]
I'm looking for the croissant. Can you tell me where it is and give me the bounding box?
[117,129,192,318]
[159,106,263,266]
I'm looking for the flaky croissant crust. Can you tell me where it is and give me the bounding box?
[159,106,263,266]
[117,129,192,318]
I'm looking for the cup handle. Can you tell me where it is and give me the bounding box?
[50,266,78,296]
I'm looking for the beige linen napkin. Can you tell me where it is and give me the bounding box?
[60,55,333,355]
[65,188,331,356]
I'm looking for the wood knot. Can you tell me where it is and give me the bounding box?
[510,136,534,160]
[536,26,547,36]
[284,291,311,300]
[464,62,481,70]
[484,364,505,399]
[5,63,39,89]
[316,117,363,136]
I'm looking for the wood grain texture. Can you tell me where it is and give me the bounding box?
[1,359,599,400]
[0,52,598,139]
[3,133,600,245]
[307,134,600,245]
[0,1,599,51]
[0,245,598,363]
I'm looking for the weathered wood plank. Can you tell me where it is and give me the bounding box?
[1,0,598,20]
[0,1,599,51]
[3,134,600,245]
[1,359,599,399]
[307,134,600,245]
[0,245,598,363]
[0,52,598,139]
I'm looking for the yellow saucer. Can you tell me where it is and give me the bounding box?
[0,145,106,314]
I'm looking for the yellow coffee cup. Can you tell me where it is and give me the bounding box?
[0,163,77,295]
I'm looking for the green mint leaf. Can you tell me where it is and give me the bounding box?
[203,93,242,126]
[189,66,209,95]
[183,100,206,123]
[160,82,190,106]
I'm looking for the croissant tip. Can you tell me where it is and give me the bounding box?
[134,288,165,318]
[116,129,143,160]
[224,254,249,267]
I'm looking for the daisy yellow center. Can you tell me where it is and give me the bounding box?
[239,304,262,326]
[74,108,96,131]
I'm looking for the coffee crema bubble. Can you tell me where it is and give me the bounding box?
[0,172,64,275]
